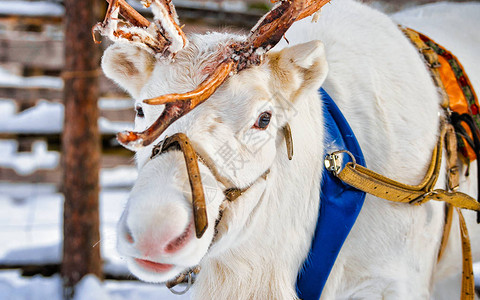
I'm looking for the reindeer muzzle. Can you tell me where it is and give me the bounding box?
[148,125,294,239]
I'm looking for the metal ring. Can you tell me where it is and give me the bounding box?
[168,271,192,295]
[150,135,169,159]
[409,190,439,205]
[325,150,357,175]
[331,150,357,168]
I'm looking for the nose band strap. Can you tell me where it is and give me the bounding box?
[150,124,294,238]
[152,133,208,239]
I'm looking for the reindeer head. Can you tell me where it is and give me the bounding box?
[97,0,329,285]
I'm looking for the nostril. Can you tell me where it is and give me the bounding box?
[124,225,134,244]
[126,232,134,244]
[164,221,194,253]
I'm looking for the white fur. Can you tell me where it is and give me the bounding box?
[101,1,480,299]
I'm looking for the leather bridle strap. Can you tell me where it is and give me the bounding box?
[457,207,476,300]
[338,164,480,211]
[152,133,208,239]
[160,124,293,292]
[152,133,268,239]
[437,124,458,262]
[151,124,294,238]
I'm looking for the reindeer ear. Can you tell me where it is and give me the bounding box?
[269,40,328,98]
[101,44,156,98]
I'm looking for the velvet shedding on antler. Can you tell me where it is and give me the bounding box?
[96,0,330,149]
[93,0,187,58]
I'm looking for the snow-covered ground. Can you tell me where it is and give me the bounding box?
[0,100,188,298]
[0,271,190,300]
[0,189,191,299]
[0,68,62,90]
[0,98,133,134]
[0,85,185,297]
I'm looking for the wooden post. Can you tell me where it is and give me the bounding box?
[61,0,102,298]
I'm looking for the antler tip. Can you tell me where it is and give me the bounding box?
[117,131,144,150]
[143,98,161,105]
[143,95,183,105]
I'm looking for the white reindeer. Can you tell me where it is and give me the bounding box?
[97,0,480,298]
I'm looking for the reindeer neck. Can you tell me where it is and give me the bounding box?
[194,90,325,299]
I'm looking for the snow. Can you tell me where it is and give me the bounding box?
[0,101,62,133]
[0,271,190,300]
[0,140,137,180]
[0,140,59,175]
[0,66,134,134]
[476,263,480,287]
[0,183,136,262]
[127,0,248,13]
[74,275,191,300]
[0,1,64,17]
[0,0,250,20]
[0,100,16,119]
[73,276,110,300]
[0,192,62,261]
[0,186,193,299]
[0,100,133,134]
[0,270,63,300]
[0,182,56,200]
[0,96,132,114]
[0,68,63,90]
[1,245,60,266]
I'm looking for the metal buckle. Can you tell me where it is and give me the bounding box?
[324,150,357,175]
[409,190,438,205]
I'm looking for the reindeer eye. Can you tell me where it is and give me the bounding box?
[135,105,145,118]
[253,111,271,129]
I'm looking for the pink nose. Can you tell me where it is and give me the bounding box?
[135,220,194,258]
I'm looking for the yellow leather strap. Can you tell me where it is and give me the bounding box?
[330,130,478,300]
[437,125,457,261]
[457,208,476,300]
[437,203,453,261]
[392,26,477,300]
[332,149,478,300]
[437,126,475,300]
[445,123,461,191]
[333,124,480,212]
[337,164,480,211]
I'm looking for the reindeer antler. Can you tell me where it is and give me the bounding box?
[93,0,187,58]
[108,0,330,150]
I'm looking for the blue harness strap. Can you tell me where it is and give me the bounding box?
[295,88,366,299]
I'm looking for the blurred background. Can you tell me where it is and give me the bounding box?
[0,0,478,299]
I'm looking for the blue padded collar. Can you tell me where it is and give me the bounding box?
[295,88,366,299]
